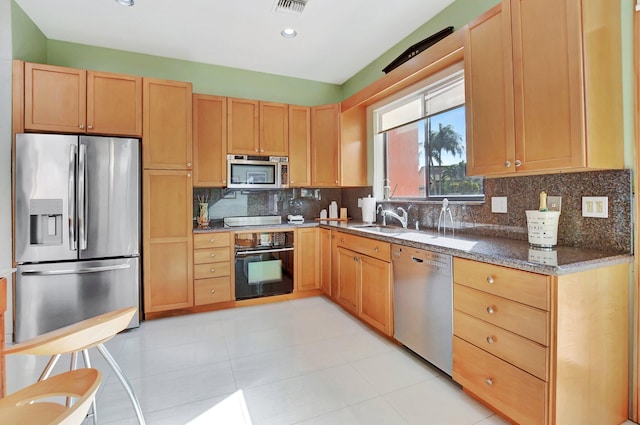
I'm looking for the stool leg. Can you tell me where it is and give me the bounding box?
[82,349,98,425]
[38,353,62,381]
[96,343,146,425]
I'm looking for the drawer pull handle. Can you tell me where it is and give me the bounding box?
[486,336,495,344]
[485,378,493,386]
[210,289,216,294]
[486,306,496,314]
[210,268,216,273]
[486,275,495,284]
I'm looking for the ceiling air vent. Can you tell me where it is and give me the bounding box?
[273,0,308,16]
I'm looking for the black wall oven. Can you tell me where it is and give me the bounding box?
[234,230,294,300]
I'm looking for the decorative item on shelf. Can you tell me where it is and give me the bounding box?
[196,191,210,229]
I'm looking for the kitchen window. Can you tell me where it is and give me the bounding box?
[372,64,483,201]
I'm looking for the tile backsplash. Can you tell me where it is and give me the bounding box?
[194,169,633,253]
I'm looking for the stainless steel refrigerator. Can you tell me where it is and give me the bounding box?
[14,133,141,342]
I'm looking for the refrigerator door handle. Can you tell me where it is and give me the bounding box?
[78,143,87,251]
[69,144,77,251]
[21,263,131,276]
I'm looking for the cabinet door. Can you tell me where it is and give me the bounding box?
[320,228,332,296]
[464,5,516,176]
[311,103,340,187]
[143,78,193,170]
[511,0,584,172]
[337,247,358,314]
[340,106,367,186]
[288,105,311,187]
[228,98,259,154]
[296,228,319,291]
[87,71,142,136]
[260,101,288,156]
[193,94,227,187]
[24,63,86,133]
[143,170,193,313]
[359,255,392,336]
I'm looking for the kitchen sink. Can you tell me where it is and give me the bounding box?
[352,224,408,235]
[395,232,478,251]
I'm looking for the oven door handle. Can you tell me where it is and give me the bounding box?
[235,247,294,256]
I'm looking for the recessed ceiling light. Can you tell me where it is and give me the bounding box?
[281,28,297,39]
[115,0,134,6]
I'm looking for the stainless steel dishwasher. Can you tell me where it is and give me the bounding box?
[392,244,453,376]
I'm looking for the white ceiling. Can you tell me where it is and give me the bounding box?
[14,0,456,85]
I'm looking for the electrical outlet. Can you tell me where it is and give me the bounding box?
[491,197,508,213]
[547,196,562,213]
[582,196,608,218]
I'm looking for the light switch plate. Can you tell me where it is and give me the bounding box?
[582,196,608,218]
[491,197,508,213]
[547,196,562,213]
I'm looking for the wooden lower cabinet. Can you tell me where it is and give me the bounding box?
[193,232,233,306]
[295,228,319,292]
[336,232,392,336]
[452,257,629,425]
[319,228,332,296]
[143,170,193,313]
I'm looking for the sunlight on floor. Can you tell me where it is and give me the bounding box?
[186,390,252,425]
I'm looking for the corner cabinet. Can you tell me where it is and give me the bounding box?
[465,0,623,176]
[295,228,320,292]
[19,62,142,136]
[143,170,194,313]
[143,78,193,170]
[452,258,629,425]
[193,94,227,187]
[336,232,392,336]
[311,104,340,187]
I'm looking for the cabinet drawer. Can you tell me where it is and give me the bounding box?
[453,337,547,425]
[455,284,548,346]
[454,258,549,310]
[336,232,390,262]
[194,262,231,279]
[194,247,230,264]
[454,310,548,381]
[193,232,231,249]
[194,277,232,306]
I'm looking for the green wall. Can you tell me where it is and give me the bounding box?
[11,0,46,63]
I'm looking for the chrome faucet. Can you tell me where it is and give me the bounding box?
[383,207,408,229]
[377,205,386,225]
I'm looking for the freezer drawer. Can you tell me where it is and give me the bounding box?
[15,257,140,342]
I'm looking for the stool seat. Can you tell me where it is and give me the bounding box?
[5,307,137,356]
[0,368,101,425]
[5,307,146,425]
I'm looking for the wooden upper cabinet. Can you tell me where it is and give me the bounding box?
[288,105,311,187]
[227,98,259,155]
[340,106,367,186]
[87,71,142,136]
[311,103,341,187]
[143,78,193,170]
[465,0,623,176]
[24,63,87,133]
[22,62,142,136]
[193,94,227,187]
[260,102,288,156]
[464,4,515,176]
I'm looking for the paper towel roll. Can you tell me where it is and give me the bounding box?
[361,196,376,223]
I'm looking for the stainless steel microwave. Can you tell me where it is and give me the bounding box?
[227,155,289,189]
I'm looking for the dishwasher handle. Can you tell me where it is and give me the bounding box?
[411,256,424,263]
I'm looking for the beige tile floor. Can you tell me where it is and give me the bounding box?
[6,296,638,425]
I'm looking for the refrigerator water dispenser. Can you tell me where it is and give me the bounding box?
[29,199,63,245]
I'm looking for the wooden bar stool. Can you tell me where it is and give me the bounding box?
[4,307,145,425]
[0,368,101,425]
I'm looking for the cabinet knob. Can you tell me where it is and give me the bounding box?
[486,275,495,284]
[515,160,522,167]
[210,289,216,294]
[335,180,338,184]
[87,125,93,129]
[504,160,511,167]
[485,378,493,386]
[187,173,191,178]
[187,162,192,167]
[79,124,84,129]
[486,306,496,315]
[210,268,216,273]
[374,247,379,252]
[486,336,495,344]
[260,149,264,152]
[210,238,215,243]
[210,253,216,257]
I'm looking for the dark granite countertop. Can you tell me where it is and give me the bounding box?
[193,220,632,276]
[319,221,632,276]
